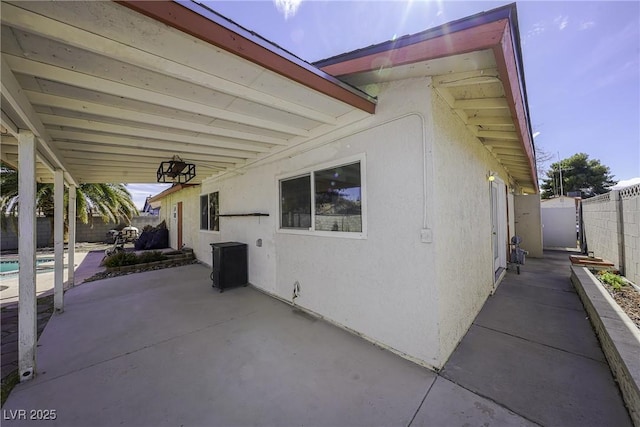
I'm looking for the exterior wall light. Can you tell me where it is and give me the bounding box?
[487,171,496,182]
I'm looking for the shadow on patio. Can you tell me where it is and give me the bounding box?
[2,253,633,426]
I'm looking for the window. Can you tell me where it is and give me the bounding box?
[279,160,363,234]
[280,175,311,229]
[200,192,219,231]
[315,162,361,232]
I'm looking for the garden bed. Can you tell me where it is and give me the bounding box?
[570,265,640,426]
[595,271,640,330]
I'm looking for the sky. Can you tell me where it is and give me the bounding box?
[128,0,639,208]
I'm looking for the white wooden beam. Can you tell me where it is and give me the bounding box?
[1,57,78,186]
[54,169,64,313]
[67,185,76,287]
[48,129,263,158]
[66,158,224,171]
[0,2,338,125]
[3,55,307,139]
[432,69,501,88]
[24,87,307,138]
[1,110,19,135]
[55,142,250,163]
[18,130,37,382]
[41,114,277,151]
[62,152,234,168]
[467,116,514,126]
[453,98,509,110]
[477,130,519,141]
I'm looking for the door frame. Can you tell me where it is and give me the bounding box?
[490,178,507,279]
[177,201,183,249]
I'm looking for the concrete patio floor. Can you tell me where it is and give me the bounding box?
[2,252,633,426]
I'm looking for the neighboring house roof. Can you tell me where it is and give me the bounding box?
[147,184,198,206]
[1,1,537,193]
[316,3,538,193]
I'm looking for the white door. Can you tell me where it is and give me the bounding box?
[491,179,507,275]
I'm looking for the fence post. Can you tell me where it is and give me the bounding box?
[613,190,625,276]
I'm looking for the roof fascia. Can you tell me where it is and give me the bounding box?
[317,19,508,76]
[115,0,376,114]
[314,3,514,68]
[148,183,197,203]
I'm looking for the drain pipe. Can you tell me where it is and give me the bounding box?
[292,281,300,305]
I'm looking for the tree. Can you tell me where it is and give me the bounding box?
[540,153,616,199]
[0,163,138,244]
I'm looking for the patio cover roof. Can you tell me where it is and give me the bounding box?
[1,1,536,193]
[316,4,538,194]
[0,0,376,185]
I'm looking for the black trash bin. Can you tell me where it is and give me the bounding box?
[210,242,248,292]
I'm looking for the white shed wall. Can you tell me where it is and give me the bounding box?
[541,206,577,248]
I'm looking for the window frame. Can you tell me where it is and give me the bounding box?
[276,154,367,239]
[200,190,220,233]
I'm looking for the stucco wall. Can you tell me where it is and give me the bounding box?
[160,77,531,369]
[622,193,639,285]
[514,195,544,258]
[156,186,201,251]
[582,186,640,285]
[0,216,161,250]
[430,90,513,363]
[191,78,441,368]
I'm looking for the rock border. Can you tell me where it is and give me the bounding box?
[571,265,640,427]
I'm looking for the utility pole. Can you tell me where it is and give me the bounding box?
[558,152,564,197]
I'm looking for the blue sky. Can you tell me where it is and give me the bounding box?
[129,0,639,208]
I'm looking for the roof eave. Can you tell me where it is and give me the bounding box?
[115,0,377,114]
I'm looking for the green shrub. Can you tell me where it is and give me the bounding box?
[103,250,169,268]
[137,251,168,264]
[103,252,139,268]
[597,271,626,291]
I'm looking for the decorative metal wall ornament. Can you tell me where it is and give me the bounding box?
[157,155,196,183]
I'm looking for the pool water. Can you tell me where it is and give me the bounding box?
[0,258,55,274]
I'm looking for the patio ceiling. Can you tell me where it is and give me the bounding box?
[0,1,375,185]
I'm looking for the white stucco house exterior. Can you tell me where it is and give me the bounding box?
[147,4,541,369]
[2,1,540,376]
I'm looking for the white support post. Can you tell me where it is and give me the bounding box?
[54,169,64,313]
[18,131,37,381]
[67,184,77,286]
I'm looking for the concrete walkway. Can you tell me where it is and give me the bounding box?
[441,251,632,426]
[1,252,633,426]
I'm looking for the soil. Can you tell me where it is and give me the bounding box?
[600,281,640,330]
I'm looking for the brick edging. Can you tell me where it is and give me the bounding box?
[570,265,640,427]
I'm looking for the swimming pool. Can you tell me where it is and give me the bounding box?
[0,258,55,275]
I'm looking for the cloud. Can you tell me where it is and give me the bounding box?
[273,0,302,20]
[523,21,545,43]
[554,15,569,30]
[126,183,172,209]
[579,20,595,30]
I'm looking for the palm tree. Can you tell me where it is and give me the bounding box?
[1,163,138,244]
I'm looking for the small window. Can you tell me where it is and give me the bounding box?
[280,175,311,229]
[315,163,361,232]
[278,160,363,234]
[200,192,219,231]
